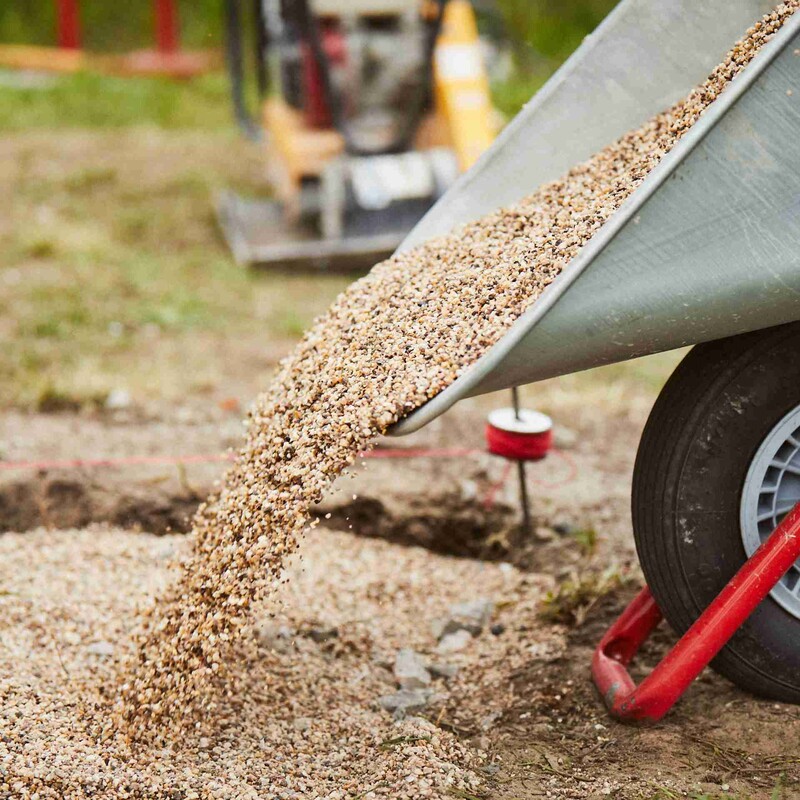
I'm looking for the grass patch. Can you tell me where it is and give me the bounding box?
[491,0,619,116]
[569,526,598,557]
[538,568,626,627]
[0,70,235,131]
[34,383,108,413]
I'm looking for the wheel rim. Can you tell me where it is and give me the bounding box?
[741,404,800,620]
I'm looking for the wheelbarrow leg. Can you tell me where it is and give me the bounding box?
[592,502,800,723]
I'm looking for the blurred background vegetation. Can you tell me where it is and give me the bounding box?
[0,0,619,128]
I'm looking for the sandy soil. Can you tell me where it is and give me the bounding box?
[2,369,798,799]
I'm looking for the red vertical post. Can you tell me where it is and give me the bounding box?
[154,0,180,54]
[56,0,81,50]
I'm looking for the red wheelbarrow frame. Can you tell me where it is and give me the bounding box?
[593,502,800,723]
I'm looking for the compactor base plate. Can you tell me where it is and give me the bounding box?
[216,191,405,271]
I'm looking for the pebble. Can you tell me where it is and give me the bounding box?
[445,599,495,636]
[429,662,460,680]
[393,648,432,689]
[104,388,131,410]
[378,688,433,719]
[437,630,473,654]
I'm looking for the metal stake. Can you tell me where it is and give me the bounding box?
[512,387,532,536]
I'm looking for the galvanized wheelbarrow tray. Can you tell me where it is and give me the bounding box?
[393,0,800,435]
[388,0,800,722]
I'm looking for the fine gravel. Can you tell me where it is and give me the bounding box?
[0,527,541,799]
[2,4,798,797]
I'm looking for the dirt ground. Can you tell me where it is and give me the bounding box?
[3,359,799,799]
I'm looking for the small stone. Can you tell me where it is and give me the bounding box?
[86,641,115,657]
[430,618,447,640]
[429,662,459,680]
[105,388,131,410]
[292,717,311,732]
[393,649,431,690]
[440,599,494,637]
[436,630,472,654]
[490,623,505,636]
[552,521,575,536]
[459,479,478,500]
[378,688,432,720]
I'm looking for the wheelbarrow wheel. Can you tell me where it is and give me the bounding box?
[633,321,800,703]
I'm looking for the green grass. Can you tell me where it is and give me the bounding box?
[0,70,235,130]
[538,568,628,627]
[0,2,621,128]
[0,1,222,52]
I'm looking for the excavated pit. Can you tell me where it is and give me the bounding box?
[0,474,201,535]
[0,472,522,560]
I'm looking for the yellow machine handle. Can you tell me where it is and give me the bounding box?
[433,0,496,171]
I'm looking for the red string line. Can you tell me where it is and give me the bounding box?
[0,447,578,511]
[0,447,483,473]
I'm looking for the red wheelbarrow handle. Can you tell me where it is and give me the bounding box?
[592,502,800,723]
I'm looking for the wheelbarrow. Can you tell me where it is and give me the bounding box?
[389,0,800,722]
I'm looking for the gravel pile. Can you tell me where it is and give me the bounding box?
[1,4,797,797]
[0,527,538,799]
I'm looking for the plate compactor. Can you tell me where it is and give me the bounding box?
[390,0,800,721]
[218,0,496,268]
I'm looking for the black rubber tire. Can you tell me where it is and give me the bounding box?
[633,321,800,703]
